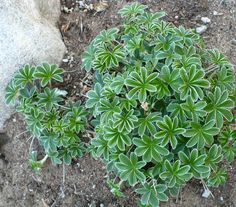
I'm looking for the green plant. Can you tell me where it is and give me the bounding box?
[5,63,87,169]
[83,2,236,206]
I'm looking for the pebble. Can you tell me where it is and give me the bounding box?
[62,59,69,63]
[88,201,96,207]
[231,39,236,45]
[0,159,6,169]
[213,11,223,16]
[202,188,211,198]
[201,17,211,24]
[196,25,207,34]
[220,196,224,201]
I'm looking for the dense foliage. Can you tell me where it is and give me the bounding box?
[5,63,87,170]
[83,2,236,206]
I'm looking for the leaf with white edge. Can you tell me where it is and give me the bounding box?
[5,80,19,104]
[34,63,63,87]
[15,64,35,86]
[184,120,220,149]
[126,68,157,102]
[116,153,146,186]
[205,87,234,128]
[119,2,147,17]
[136,183,168,207]
[179,65,209,101]
[155,116,185,149]
[133,135,169,162]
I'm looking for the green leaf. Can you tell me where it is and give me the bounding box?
[107,179,125,198]
[119,96,137,111]
[184,120,220,149]
[205,87,234,128]
[160,160,191,188]
[137,112,161,136]
[153,77,170,99]
[5,80,19,104]
[218,128,236,163]
[126,68,157,102]
[86,83,103,114]
[181,97,207,121]
[213,67,234,91]
[133,135,169,162]
[25,108,44,136]
[39,132,59,152]
[113,109,138,132]
[116,152,146,186]
[207,49,231,67]
[159,66,180,92]
[205,144,223,171]
[104,122,131,151]
[179,149,210,179]
[14,64,35,86]
[94,28,119,45]
[207,168,227,187]
[81,43,96,71]
[179,65,209,101]
[110,74,125,94]
[125,35,142,53]
[155,116,185,149]
[119,2,147,17]
[91,136,114,160]
[97,45,125,69]
[136,183,168,207]
[138,11,166,26]
[99,97,121,123]
[19,86,36,99]
[38,87,63,111]
[167,102,187,122]
[34,63,63,87]
[65,103,87,132]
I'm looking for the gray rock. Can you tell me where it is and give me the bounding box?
[196,25,208,34]
[0,0,66,130]
[201,17,211,24]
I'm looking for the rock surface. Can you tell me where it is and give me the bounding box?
[0,0,66,130]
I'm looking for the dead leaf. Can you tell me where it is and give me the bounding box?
[93,0,108,12]
[61,22,70,33]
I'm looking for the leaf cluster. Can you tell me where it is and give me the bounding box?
[82,3,236,206]
[5,63,87,167]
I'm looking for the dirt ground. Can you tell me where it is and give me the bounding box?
[0,0,236,206]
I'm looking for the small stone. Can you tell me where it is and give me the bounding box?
[78,1,85,8]
[220,196,224,201]
[213,11,223,16]
[202,188,211,198]
[0,159,6,169]
[62,59,69,63]
[201,17,211,24]
[174,15,179,19]
[196,25,207,34]
[88,201,96,207]
[231,39,236,45]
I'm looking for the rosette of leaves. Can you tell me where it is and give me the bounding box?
[5,63,87,168]
[82,2,236,207]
